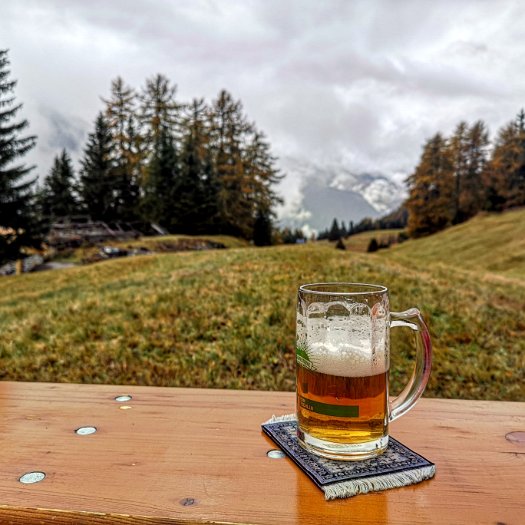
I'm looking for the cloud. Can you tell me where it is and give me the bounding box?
[2,0,525,214]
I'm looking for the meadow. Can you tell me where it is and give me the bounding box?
[0,209,524,401]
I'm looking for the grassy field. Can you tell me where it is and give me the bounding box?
[1,210,524,401]
[336,229,403,252]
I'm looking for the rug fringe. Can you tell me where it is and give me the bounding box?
[264,413,297,424]
[323,464,436,500]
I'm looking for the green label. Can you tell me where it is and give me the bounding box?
[296,345,316,371]
[299,395,359,418]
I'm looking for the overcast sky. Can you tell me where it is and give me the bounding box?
[2,0,525,200]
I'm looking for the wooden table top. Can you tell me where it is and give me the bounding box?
[0,381,523,524]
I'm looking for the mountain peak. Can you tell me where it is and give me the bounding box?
[276,158,406,232]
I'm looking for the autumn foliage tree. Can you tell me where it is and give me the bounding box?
[406,133,455,237]
[485,110,525,211]
[404,110,525,238]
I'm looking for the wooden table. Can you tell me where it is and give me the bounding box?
[0,382,523,524]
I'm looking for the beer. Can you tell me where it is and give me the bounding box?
[295,305,390,458]
[296,365,388,444]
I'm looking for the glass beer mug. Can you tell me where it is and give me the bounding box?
[296,283,432,460]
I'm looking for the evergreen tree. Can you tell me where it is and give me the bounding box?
[367,238,379,253]
[39,149,78,218]
[207,90,283,239]
[448,121,469,224]
[449,120,490,223]
[141,126,178,229]
[0,49,42,263]
[175,98,218,233]
[461,120,490,219]
[78,113,116,221]
[242,130,283,237]
[103,77,142,220]
[253,210,273,246]
[406,133,455,237]
[486,110,525,210]
[208,89,253,237]
[328,218,340,241]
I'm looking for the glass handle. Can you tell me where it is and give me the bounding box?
[389,308,432,422]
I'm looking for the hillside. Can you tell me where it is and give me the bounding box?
[387,208,525,279]
[0,209,523,401]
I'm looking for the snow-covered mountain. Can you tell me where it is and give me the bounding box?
[275,158,407,233]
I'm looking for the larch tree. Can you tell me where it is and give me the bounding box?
[406,133,455,237]
[487,110,525,210]
[103,77,142,221]
[242,130,283,236]
[139,74,181,157]
[208,90,252,236]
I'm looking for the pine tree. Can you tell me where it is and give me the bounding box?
[78,113,116,221]
[367,238,379,253]
[406,133,455,237]
[461,120,489,219]
[39,149,78,218]
[253,210,273,246]
[448,120,490,223]
[242,130,283,237]
[141,127,178,229]
[328,218,340,241]
[0,49,42,263]
[448,121,469,224]
[175,98,218,233]
[103,77,142,221]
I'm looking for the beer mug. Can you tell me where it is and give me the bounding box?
[296,283,432,460]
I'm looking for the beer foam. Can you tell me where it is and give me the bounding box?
[302,312,389,378]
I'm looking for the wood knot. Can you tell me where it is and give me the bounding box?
[180,497,197,506]
[505,431,525,444]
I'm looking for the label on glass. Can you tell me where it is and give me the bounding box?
[298,395,359,418]
[296,345,317,371]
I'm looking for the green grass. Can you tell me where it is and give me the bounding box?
[1,209,524,401]
[388,208,525,279]
[343,229,403,252]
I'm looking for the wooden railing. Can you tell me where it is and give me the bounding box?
[0,381,523,524]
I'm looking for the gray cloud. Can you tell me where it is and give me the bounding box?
[41,107,86,155]
[1,0,525,208]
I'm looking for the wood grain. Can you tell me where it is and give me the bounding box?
[0,381,523,524]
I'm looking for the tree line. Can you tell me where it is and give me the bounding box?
[1,49,283,263]
[406,115,525,237]
[39,75,283,240]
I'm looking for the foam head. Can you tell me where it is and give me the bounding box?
[299,301,389,377]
